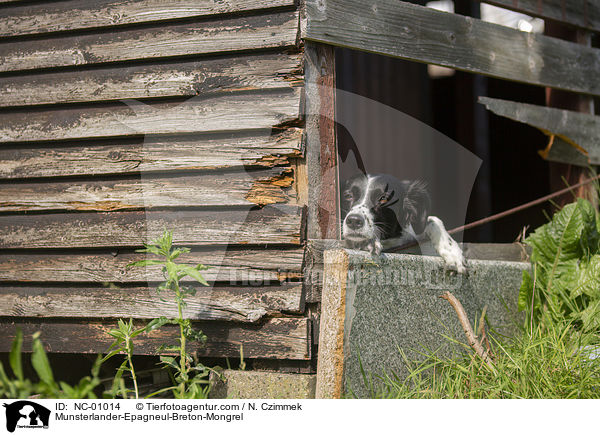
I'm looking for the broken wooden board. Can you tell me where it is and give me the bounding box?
[0,248,304,283]
[305,0,600,97]
[0,283,303,323]
[0,11,300,73]
[479,96,600,166]
[0,168,296,212]
[0,206,304,249]
[0,89,301,143]
[476,0,600,33]
[0,53,302,108]
[0,0,296,38]
[0,317,311,359]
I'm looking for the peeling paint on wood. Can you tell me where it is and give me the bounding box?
[0,0,296,38]
[0,283,304,322]
[0,318,311,359]
[0,11,300,73]
[0,129,303,179]
[0,206,303,248]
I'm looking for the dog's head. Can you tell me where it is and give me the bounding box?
[341,174,430,246]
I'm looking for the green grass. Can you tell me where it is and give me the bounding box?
[361,317,600,399]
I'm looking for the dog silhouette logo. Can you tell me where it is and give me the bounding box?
[3,401,50,432]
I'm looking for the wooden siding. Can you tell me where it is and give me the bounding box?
[0,1,308,360]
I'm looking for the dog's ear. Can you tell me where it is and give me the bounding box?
[403,181,430,234]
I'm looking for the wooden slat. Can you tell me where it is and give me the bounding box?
[479,96,600,165]
[305,0,600,97]
[0,0,295,38]
[0,206,303,248]
[0,169,295,212]
[0,129,303,179]
[0,89,301,143]
[0,11,300,73]
[479,0,600,34]
[0,283,303,322]
[0,248,304,283]
[0,53,302,108]
[0,318,311,359]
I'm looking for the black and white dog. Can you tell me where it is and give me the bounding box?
[341,173,467,273]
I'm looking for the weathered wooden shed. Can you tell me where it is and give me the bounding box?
[1,0,599,397]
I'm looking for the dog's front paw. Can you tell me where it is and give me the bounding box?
[439,239,467,274]
[368,239,383,256]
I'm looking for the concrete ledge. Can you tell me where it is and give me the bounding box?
[316,249,528,398]
[209,370,316,399]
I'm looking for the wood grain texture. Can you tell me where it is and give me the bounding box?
[0,206,304,248]
[305,0,600,97]
[0,168,295,212]
[0,89,301,143]
[0,317,311,359]
[0,0,296,38]
[0,53,302,108]
[0,283,304,322]
[477,0,600,33]
[0,248,304,283]
[0,11,300,73]
[479,96,600,166]
[0,129,303,179]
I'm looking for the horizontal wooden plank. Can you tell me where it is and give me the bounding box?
[0,317,311,359]
[478,0,600,33]
[0,206,304,248]
[0,11,300,73]
[0,283,303,322]
[479,96,600,166]
[0,89,301,143]
[0,248,304,283]
[0,129,303,179]
[0,0,295,38]
[305,0,600,97]
[0,169,296,212]
[0,53,302,108]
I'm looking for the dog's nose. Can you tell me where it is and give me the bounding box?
[345,214,364,230]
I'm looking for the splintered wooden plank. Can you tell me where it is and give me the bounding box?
[0,89,301,143]
[305,0,600,97]
[0,206,304,248]
[0,11,300,73]
[0,0,296,38]
[0,53,303,108]
[479,96,600,166]
[0,129,303,179]
[0,168,295,212]
[0,318,311,359]
[0,248,304,283]
[477,0,600,33]
[0,283,304,322]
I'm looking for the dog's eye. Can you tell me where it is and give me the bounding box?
[379,195,388,204]
[343,191,353,202]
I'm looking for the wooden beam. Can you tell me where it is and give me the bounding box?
[0,11,300,73]
[0,0,296,38]
[0,206,304,249]
[477,0,600,34]
[0,168,295,212]
[479,96,600,165]
[0,283,304,323]
[0,129,303,179]
[0,317,311,359]
[0,89,301,143]
[0,248,304,283]
[305,0,600,96]
[0,53,302,108]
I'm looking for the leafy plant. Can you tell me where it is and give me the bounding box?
[127,230,213,398]
[0,329,102,399]
[519,198,600,331]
